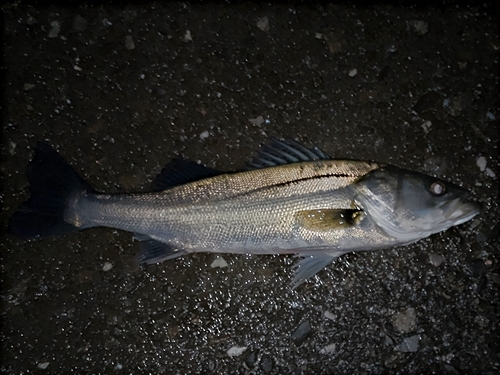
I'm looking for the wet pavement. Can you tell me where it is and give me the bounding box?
[2,3,499,374]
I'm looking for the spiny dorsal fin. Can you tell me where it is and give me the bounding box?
[295,209,364,231]
[151,159,221,192]
[247,138,330,169]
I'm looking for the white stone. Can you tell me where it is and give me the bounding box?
[37,362,50,369]
[125,35,135,50]
[421,120,432,133]
[485,168,496,178]
[486,111,495,120]
[476,156,487,172]
[227,346,247,357]
[102,262,113,272]
[249,116,265,126]
[210,257,228,268]
[397,335,420,352]
[320,343,336,354]
[257,16,269,32]
[429,254,444,267]
[48,21,60,38]
[183,30,193,42]
[323,310,336,320]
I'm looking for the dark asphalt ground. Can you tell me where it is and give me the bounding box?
[2,3,499,374]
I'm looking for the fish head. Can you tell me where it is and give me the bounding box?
[352,166,480,243]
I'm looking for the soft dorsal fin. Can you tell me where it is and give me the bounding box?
[247,138,330,169]
[151,159,222,192]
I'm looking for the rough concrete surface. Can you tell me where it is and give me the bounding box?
[2,3,499,374]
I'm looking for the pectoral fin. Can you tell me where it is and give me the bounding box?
[295,209,364,231]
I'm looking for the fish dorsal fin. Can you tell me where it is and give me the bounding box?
[151,159,222,192]
[295,209,364,231]
[247,138,330,169]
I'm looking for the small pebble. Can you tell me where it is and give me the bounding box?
[9,141,17,155]
[385,334,394,345]
[249,116,265,126]
[407,20,428,35]
[397,335,420,352]
[183,30,193,42]
[485,168,496,178]
[24,83,35,91]
[199,131,210,140]
[386,45,397,53]
[319,343,336,354]
[260,355,273,373]
[74,65,83,71]
[476,156,487,172]
[48,21,61,38]
[227,346,247,357]
[245,350,258,368]
[485,111,495,120]
[348,68,358,77]
[392,307,417,333]
[257,16,269,32]
[102,262,113,272]
[210,257,228,268]
[125,35,135,50]
[37,362,49,370]
[474,315,489,328]
[429,254,444,267]
[73,15,88,31]
[323,310,336,320]
[291,320,312,346]
[421,120,432,133]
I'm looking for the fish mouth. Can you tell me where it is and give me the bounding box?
[440,197,481,226]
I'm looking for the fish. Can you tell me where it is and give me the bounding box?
[8,138,480,287]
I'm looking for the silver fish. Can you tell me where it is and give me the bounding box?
[8,139,480,286]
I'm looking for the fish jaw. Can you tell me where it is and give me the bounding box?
[361,197,480,244]
[436,199,481,228]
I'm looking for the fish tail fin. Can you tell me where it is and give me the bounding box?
[8,142,94,239]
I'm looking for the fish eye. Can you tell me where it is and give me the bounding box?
[430,181,446,196]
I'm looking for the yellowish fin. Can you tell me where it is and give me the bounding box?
[294,209,364,231]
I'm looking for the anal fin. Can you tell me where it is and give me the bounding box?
[134,234,186,264]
